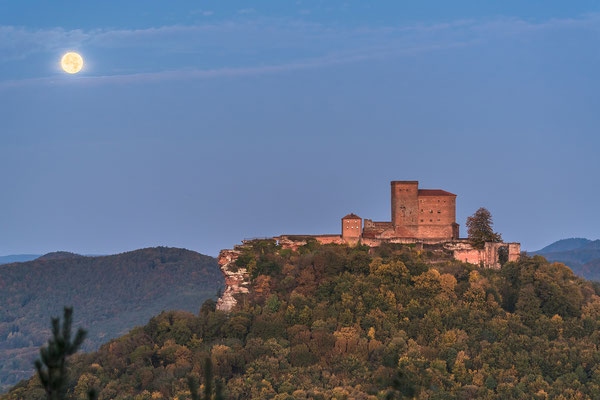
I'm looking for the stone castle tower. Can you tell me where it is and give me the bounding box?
[390,181,459,240]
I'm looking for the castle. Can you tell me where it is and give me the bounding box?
[275,180,520,267]
[349,180,459,242]
[216,180,521,311]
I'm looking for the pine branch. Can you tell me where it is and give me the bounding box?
[35,307,89,400]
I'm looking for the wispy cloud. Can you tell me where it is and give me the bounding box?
[0,38,478,89]
[1,13,599,87]
[0,26,89,61]
[190,9,214,17]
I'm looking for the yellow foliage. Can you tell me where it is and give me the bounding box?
[551,314,563,323]
[332,386,350,400]
[472,370,484,386]
[368,327,376,340]
[439,273,457,293]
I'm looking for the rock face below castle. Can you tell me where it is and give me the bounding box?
[215,249,249,312]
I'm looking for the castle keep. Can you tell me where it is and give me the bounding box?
[362,180,459,241]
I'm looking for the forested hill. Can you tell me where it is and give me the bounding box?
[5,241,600,399]
[0,247,222,392]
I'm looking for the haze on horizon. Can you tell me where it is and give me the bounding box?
[1,1,599,257]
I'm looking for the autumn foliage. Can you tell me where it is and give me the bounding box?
[5,242,600,399]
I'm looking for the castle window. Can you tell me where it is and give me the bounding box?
[420,219,424,222]
[437,210,441,213]
[429,210,433,213]
[430,219,433,222]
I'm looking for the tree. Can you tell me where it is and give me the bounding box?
[466,207,502,248]
[35,307,96,400]
[188,357,224,400]
[385,367,418,399]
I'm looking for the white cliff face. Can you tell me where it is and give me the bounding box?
[216,249,250,312]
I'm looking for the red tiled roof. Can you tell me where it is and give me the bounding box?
[342,213,361,219]
[418,189,456,197]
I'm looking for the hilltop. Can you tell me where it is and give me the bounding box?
[533,238,600,281]
[4,241,600,399]
[0,247,222,392]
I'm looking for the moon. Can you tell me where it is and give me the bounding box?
[61,52,83,74]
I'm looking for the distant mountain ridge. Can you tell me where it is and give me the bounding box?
[0,247,223,392]
[535,238,592,253]
[533,238,600,281]
[0,252,105,265]
[0,255,40,265]
[35,251,84,261]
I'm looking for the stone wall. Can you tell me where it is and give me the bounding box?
[448,241,521,269]
[277,235,519,269]
[277,235,344,251]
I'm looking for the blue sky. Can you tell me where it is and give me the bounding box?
[1,1,600,256]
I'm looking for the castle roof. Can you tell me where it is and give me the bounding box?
[342,213,361,220]
[418,189,456,197]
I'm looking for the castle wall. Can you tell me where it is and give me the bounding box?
[417,196,455,225]
[416,194,456,240]
[362,220,393,238]
[416,224,455,240]
[508,243,521,262]
[449,241,521,269]
[278,235,518,269]
[317,235,345,245]
[277,235,344,251]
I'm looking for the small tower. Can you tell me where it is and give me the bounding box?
[342,213,362,241]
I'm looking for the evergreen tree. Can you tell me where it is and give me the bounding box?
[466,207,502,248]
[188,357,224,400]
[35,307,96,400]
[385,367,418,399]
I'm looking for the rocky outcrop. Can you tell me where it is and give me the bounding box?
[216,248,250,312]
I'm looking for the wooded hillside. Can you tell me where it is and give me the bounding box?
[0,247,222,392]
[5,241,600,398]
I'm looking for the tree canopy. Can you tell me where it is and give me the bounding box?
[0,247,222,391]
[466,207,502,248]
[4,242,600,399]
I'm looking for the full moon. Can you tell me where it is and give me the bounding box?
[61,52,83,74]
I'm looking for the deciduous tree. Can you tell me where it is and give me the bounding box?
[466,207,502,248]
